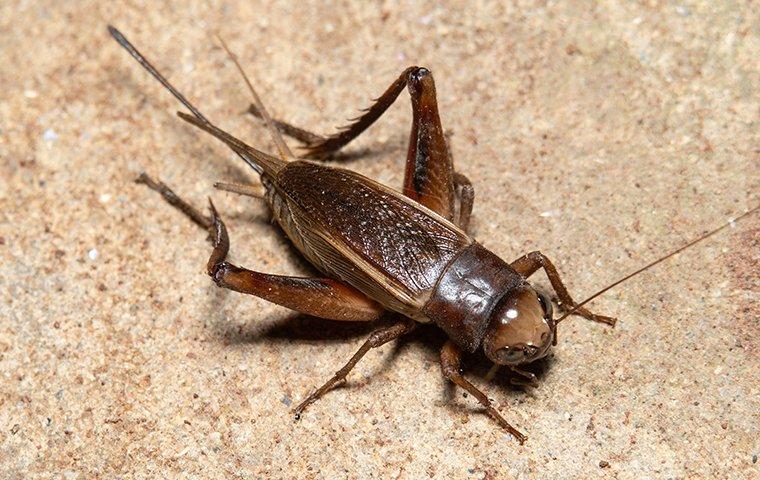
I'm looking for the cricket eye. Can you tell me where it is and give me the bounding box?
[483,287,554,366]
[537,292,553,320]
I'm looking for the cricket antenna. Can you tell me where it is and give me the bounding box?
[555,205,760,324]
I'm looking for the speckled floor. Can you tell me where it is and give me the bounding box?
[1,1,758,479]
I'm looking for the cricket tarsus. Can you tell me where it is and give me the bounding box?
[509,367,539,388]
[440,341,527,443]
[135,173,212,230]
[556,204,760,324]
[293,318,416,418]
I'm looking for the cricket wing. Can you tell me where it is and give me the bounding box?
[270,161,472,319]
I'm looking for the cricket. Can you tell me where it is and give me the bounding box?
[108,25,757,444]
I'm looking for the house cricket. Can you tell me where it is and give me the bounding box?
[108,26,757,444]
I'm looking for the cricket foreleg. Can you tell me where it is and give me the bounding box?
[509,251,617,326]
[294,317,416,418]
[440,341,527,443]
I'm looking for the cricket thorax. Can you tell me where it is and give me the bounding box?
[423,243,524,352]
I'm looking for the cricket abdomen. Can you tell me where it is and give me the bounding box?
[264,161,472,319]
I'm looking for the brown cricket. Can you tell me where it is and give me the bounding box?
[109,26,756,443]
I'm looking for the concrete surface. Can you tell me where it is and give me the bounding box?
[1,1,758,478]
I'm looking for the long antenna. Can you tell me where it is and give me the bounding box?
[108,25,263,174]
[555,205,759,324]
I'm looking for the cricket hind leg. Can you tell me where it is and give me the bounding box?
[247,106,370,162]
[510,251,617,326]
[246,66,418,160]
[401,69,477,228]
[248,104,327,147]
[247,67,474,227]
[454,172,474,231]
[137,174,385,322]
[293,317,416,418]
[440,340,527,443]
[400,67,458,221]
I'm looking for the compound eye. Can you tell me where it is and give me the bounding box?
[537,292,553,320]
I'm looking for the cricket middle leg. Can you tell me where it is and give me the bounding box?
[293,317,416,418]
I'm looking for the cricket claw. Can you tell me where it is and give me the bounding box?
[566,304,617,327]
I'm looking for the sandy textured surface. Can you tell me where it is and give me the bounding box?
[1,1,758,478]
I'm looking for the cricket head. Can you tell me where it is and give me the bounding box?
[483,286,555,366]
